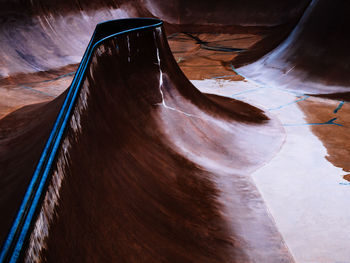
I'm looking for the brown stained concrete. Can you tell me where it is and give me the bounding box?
[0,32,261,119]
[167,29,350,188]
[1,2,349,263]
[14,24,292,262]
[298,97,350,179]
[0,65,76,119]
[0,92,65,245]
[343,174,350,182]
[5,25,350,193]
[2,17,350,262]
[168,32,261,80]
[3,24,350,195]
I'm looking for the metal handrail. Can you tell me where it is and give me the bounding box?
[0,18,163,263]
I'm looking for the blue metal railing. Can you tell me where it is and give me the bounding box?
[0,18,163,263]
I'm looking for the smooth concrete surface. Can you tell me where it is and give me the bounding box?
[195,78,350,263]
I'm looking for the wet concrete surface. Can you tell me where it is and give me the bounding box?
[196,78,350,262]
[1,26,350,263]
[170,27,350,262]
[240,0,350,96]
[0,30,264,119]
[0,65,76,118]
[20,24,292,262]
[1,2,350,262]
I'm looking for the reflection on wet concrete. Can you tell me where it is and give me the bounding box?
[1,26,350,262]
[194,78,350,263]
[176,30,350,262]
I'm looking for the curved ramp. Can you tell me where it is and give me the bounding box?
[239,0,350,96]
[1,19,290,262]
[0,0,310,79]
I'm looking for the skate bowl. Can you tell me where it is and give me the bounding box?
[0,18,290,263]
